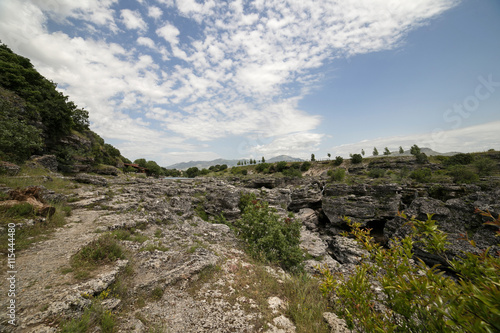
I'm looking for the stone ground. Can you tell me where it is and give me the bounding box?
[0,176,334,333]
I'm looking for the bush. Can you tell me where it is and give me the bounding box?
[447,165,479,184]
[415,152,428,164]
[334,156,344,166]
[474,157,497,176]
[410,168,432,183]
[328,168,345,182]
[256,163,270,173]
[319,212,500,333]
[276,161,288,172]
[445,153,474,166]
[300,161,311,171]
[282,168,302,178]
[351,154,363,164]
[368,168,385,178]
[71,234,124,268]
[235,193,303,271]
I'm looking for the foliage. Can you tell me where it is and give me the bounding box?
[415,152,428,164]
[300,161,311,171]
[145,160,162,177]
[235,193,303,271]
[447,165,479,184]
[328,168,345,182]
[372,147,379,156]
[334,156,344,166]
[185,166,200,178]
[410,144,421,156]
[399,146,404,154]
[383,147,391,155]
[444,153,474,166]
[473,157,497,176]
[282,168,303,178]
[311,153,316,161]
[368,168,386,178]
[256,162,270,173]
[276,161,288,172]
[0,88,43,163]
[351,154,363,164]
[319,212,500,333]
[410,168,432,183]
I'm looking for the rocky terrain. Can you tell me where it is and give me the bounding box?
[0,170,499,332]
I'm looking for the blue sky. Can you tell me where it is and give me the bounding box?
[0,0,499,166]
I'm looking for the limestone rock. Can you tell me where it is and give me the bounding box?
[74,173,108,186]
[323,312,350,333]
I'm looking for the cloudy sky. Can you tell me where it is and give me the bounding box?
[1,0,499,166]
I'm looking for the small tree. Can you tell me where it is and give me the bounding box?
[334,156,344,166]
[361,149,365,156]
[399,146,404,154]
[373,147,379,156]
[383,147,391,156]
[261,156,265,163]
[327,153,331,160]
[311,153,316,162]
[410,144,421,156]
[351,154,363,164]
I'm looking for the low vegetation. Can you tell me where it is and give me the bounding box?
[319,211,500,332]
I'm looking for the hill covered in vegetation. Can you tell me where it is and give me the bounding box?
[0,43,129,172]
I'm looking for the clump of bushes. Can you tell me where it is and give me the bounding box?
[410,168,432,183]
[447,165,479,184]
[319,211,500,332]
[351,154,363,164]
[445,153,474,166]
[368,168,385,178]
[300,161,311,171]
[235,193,303,271]
[333,156,344,166]
[328,168,346,182]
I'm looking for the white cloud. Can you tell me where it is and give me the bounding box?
[137,36,155,49]
[0,0,465,165]
[120,9,147,31]
[156,23,180,46]
[329,121,500,157]
[148,6,163,19]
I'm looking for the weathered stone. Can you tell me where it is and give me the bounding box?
[0,161,21,175]
[323,312,350,333]
[29,155,58,172]
[74,173,108,186]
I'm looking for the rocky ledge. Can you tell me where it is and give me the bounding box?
[0,174,498,332]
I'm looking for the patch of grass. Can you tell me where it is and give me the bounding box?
[70,233,124,279]
[0,202,68,254]
[284,273,330,333]
[60,302,116,333]
[140,243,169,252]
[151,286,164,300]
[0,166,75,194]
[154,228,163,238]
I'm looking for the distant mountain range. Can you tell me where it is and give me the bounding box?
[165,155,304,170]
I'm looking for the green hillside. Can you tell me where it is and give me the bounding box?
[0,43,128,171]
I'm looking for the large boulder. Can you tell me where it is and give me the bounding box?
[0,161,20,175]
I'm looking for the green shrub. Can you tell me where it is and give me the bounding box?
[415,152,428,164]
[319,212,500,333]
[235,193,303,271]
[474,157,497,176]
[328,168,345,182]
[445,153,474,166]
[351,154,363,164]
[334,156,344,166]
[410,168,432,183]
[447,165,479,184]
[256,163,270,173]
[276,161,288,172]
[300,161,311,171]
[282,168,303,178]
[368,168,385,178]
